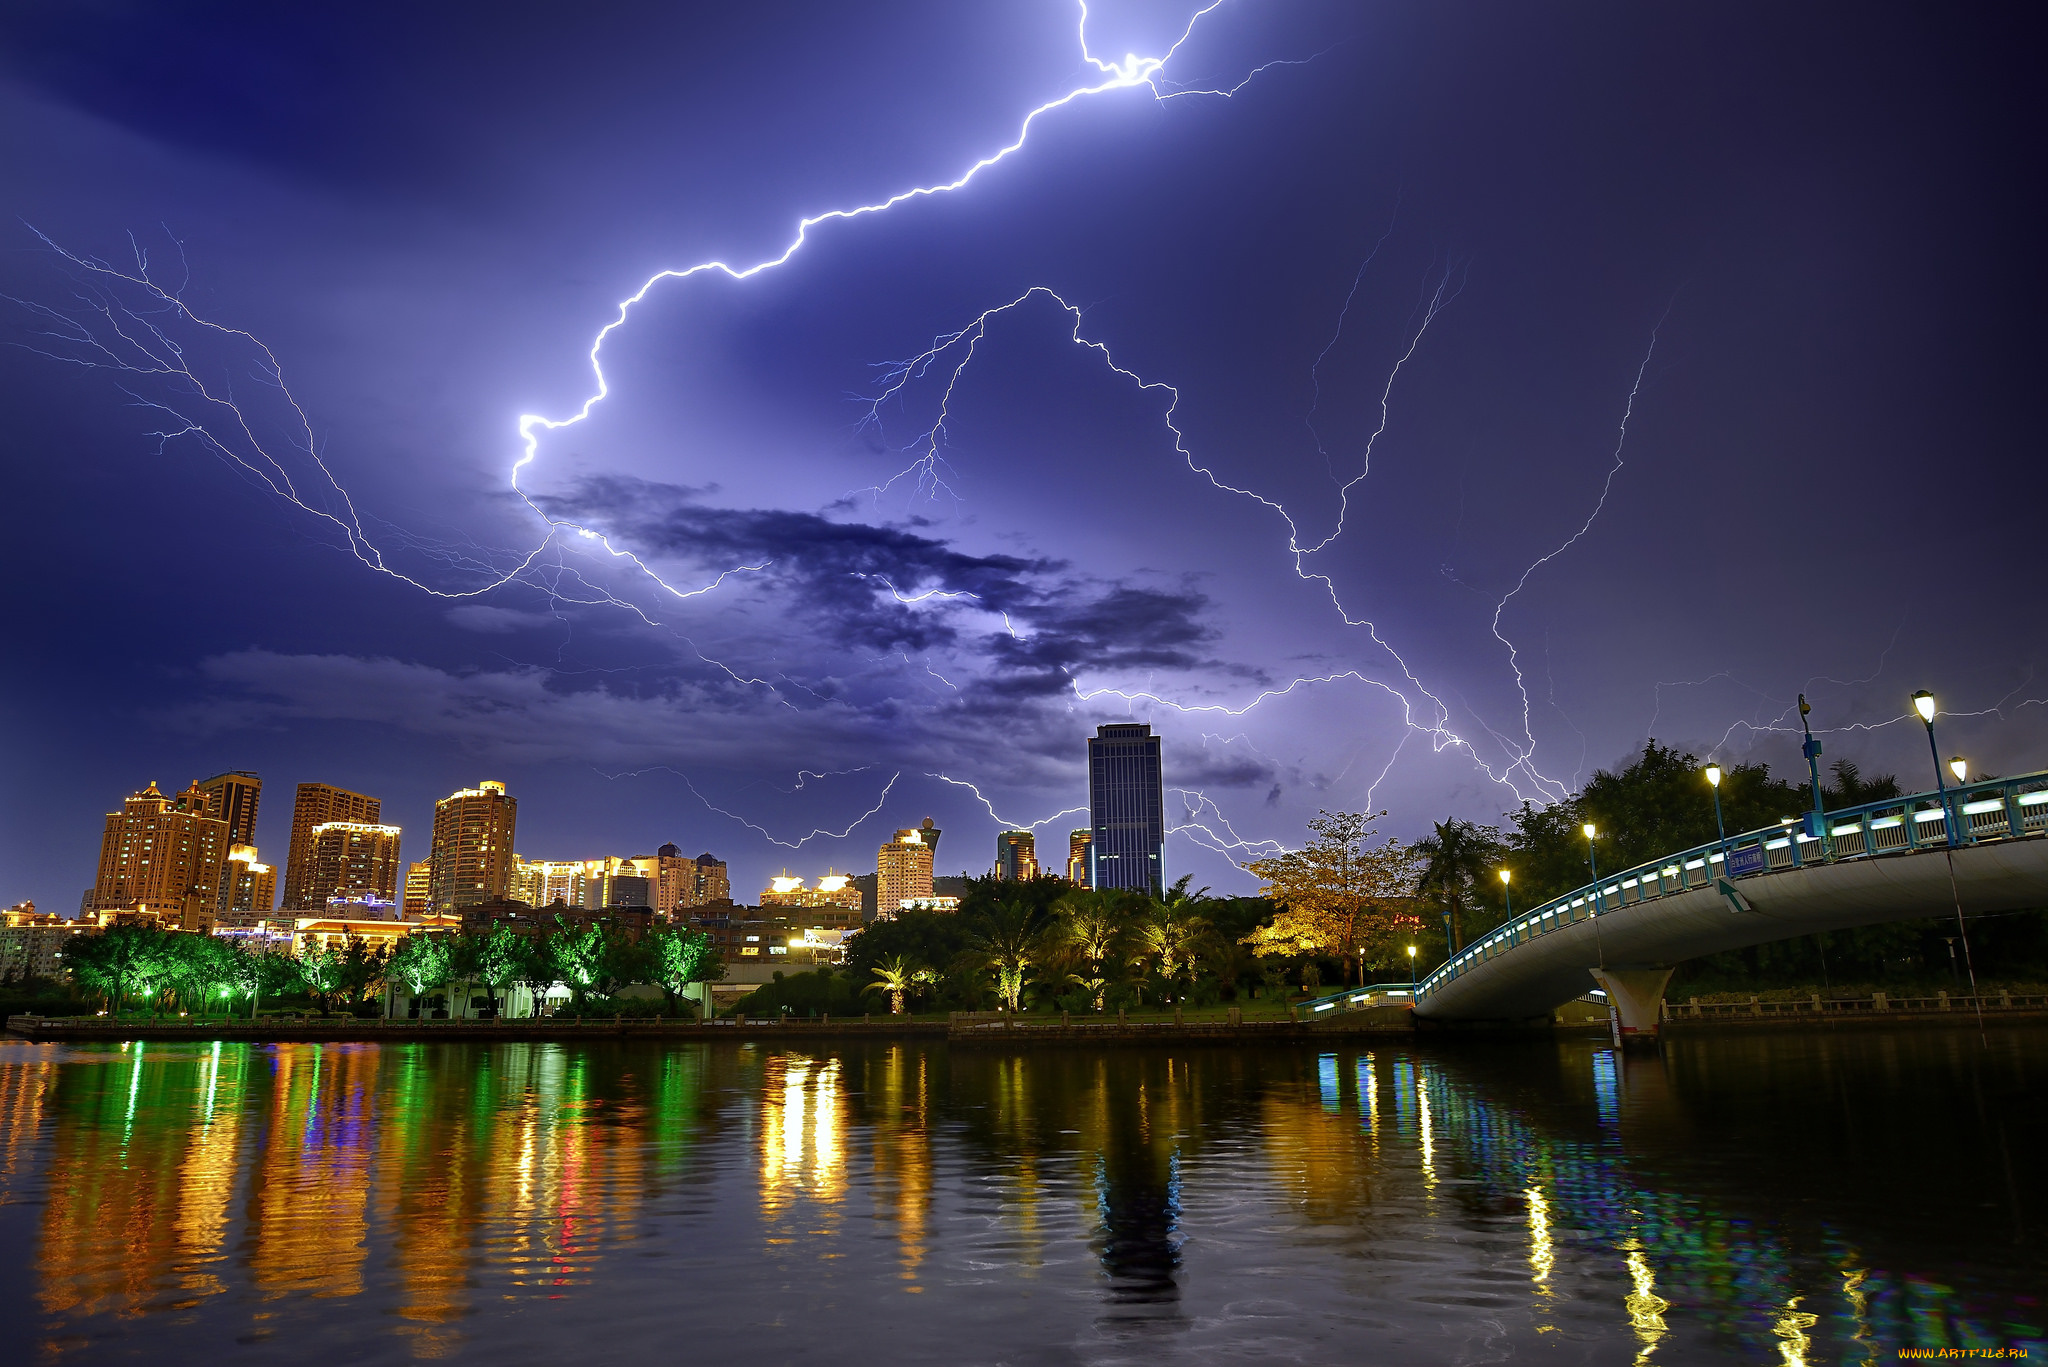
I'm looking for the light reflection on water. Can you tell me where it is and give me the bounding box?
[0,1032,2041,1363]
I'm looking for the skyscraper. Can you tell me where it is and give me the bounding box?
[403,860,433,918]
[219,845,279,927]
[197,771,262,845]
[282,783,382,910]
[677,851,730,908]
[430,780,517,912]
[1088,723,1165,896]
[876,827,935,919]
[995,831,1039,881]
[305,822,403,909]
[197,771,262,914]
[91,780,231,921]
[1067,828,1092,887]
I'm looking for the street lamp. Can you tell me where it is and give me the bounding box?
[1950,756,1968,785]
[1498,868,1512,928]
[1912,691,1956,840]
[1913,689,1983,1014]
[1583,822,1603,912]
[1705,763,1728,861]
[1406,943,1417,992]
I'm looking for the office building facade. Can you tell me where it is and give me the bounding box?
[430,780,517,912]
[876,827,936,918]
[403,861,433,917]
[304,822,403,908]
[1067,828,1092,887]
[218,844,279,927]
[995,831,1039,881]
[1087,723,1165,896]
[282,783,382,910]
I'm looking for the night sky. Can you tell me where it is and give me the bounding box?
[3,1,2042,912]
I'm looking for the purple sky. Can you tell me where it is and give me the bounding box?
[3,0,2043,910]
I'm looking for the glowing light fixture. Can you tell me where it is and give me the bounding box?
[1950,756,1968,784]
[1913,690,1936,724]
[1705,763,1722,788]
[1582,823,1597,840]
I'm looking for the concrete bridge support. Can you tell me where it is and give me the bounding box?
[1589,966,1674,1042]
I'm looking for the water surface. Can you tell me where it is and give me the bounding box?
[0,1030,2040,1363]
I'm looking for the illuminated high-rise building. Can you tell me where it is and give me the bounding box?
[282,783,381,910]
[403,861,433,918]
[305,822,403,907]
[218,844,279,927]
[760,872,863,911]
[672,850,730,908]
[1088,723,1165,896]
[90,780,231,920]
[197,771,263,915]
[995,831,1039,881]
[196,770,262,846]
[1067,829,1092,887]
[877,828,935,919]
[429,781,517,912]
[656,842,727,912]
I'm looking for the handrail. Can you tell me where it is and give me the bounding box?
[1406,769,2048,1005]
[1299,981,1419,1015]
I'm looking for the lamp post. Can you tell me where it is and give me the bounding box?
[1407,943,1417,993]
[1705,763,1729,862]
[1583,823,1602,912]
[1912,689,1983,1018]
[1798,694,1830,853]
[1950,756,1968,785]
[1498,868,1512,929]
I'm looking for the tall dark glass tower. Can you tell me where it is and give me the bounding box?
[1087,723,1164,896]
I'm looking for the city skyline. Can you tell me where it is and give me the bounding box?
[3,2,2042,926]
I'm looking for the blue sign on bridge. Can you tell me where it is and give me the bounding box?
[1725,844,1766,876]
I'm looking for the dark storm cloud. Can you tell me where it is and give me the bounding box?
[980,585,1220,699]
[541,476,1232,697]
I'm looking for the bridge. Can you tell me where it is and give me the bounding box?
[1303,770,2048,1037]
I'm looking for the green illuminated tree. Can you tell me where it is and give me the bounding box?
[388,932,454,1011]
[647,925,721,1016]
[60,924,175,1013]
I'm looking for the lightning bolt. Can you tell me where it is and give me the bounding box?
[600,765,901,850]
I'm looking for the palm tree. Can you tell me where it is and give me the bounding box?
[1411,818,1502,952]
[965,902,1040,1012]
[866,954,935,1015]
[1052,891,1125,1010]
[1138,879,1212,1002]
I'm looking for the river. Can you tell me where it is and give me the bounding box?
[0,1029,2039,1363]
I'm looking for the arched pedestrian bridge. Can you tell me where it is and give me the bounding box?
[1303,771,2048,1036]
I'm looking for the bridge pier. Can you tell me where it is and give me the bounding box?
[1589,966,1674,1043]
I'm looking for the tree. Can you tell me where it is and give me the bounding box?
[1136,877,1214,1002]
[510,934,560,1018]
[469,925,525,1017]
[1242,811,1415,986]
[388,933,454,1012]
[647,925,721,1016]
[1050,890,1131,1010]
[866,954,936,1015]
[298,933,385,1014]
[60,924,174,1012]
[545,920,609,1005]
[1411,819,1503,950]
[964,902,1040,1012]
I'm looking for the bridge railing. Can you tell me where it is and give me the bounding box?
[1391,769,2048,1007]
[1299,982,1418,1016]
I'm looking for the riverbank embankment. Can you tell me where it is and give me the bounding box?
[4,1007,1415,1046]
